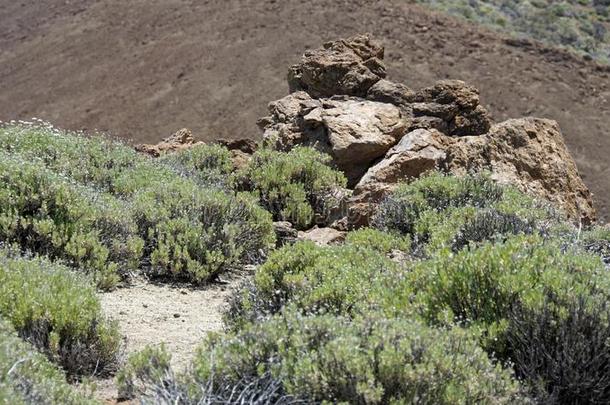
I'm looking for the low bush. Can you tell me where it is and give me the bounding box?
[505,294,610,404]
[344,227,411,254]
[235,147,347,229]
[403,235,609,354]
[117,343,301,404]
[372,172,556,254]
[0,318,98,405]
[0,250,121,377]
[225,241,402,329]
[0,153,143,289]
[0,122,276,285]
[132,182,274,283]
[158,143,234,189]
[191,313,524,404]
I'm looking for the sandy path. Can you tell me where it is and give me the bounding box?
[93,274,246,402]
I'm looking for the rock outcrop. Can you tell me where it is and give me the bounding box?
[135,128,197,157]
[260,34,595,225]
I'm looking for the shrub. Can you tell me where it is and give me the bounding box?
[344,227,411,254]
[192,313,524,404]
[0,318,98,405]
[116,344,172,400]
[580,225,610,265]
[452,209,535,251]
[505,294,610,404]
[132,181,274,283]
[225,241,401,329]
[0,122,276,284]
[235,147,347,229]
[372,172,556,254]
[403,235,609,354]
[158,143,234,189]
[0,250,121,377]
[0,153,143,289]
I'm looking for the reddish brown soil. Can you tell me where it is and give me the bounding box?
[1,0,609,220]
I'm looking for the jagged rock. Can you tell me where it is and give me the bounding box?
[216,138,258,154]
[260,92,408,185]
[349,118,595,227]
[288,34,386,98]
[135,128,198,157]
[273,221,298,247]
[366,79,416,106]
[297,227,346,246]
[446,118,595,224]
[412,80,491,136]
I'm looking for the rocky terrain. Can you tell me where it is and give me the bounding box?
[1,0,610,220]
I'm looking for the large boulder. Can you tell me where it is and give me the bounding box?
[350,118,595,226]
[288,34,386,98]
[260,92,408,185]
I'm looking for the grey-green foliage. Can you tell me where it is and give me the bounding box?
[0,122,275,285]
[372,172,556,255]
[0,249,121,378]
[416,0,610,62]
[191,312,524,404]
[235,147,347,230]
[0,318,99,405]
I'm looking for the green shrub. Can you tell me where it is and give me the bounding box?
[402,235,609,353]
[193,313,524,404]
[505,294,610,404]
[0,318,98,405]
[225,241,401,329]
[235,147,347,229]
[580,225,610,265]
[372,172,556,254]
[116,344,172,400]
[344,227,411,254]
[0,153,143,289]
[0,250,121,377]
[0,122,276,285]
[133,181,274,283]
[158,143,233,188]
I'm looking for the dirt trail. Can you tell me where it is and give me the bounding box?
[94,275,244,402]
[1,0,609,220]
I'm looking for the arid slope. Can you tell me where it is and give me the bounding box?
[1,0,609,219]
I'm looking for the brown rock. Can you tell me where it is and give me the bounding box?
[135,128,198,157]
[349,118,595,227]
[273,221,298,247]
[288,34,386,98]
[216,138,258,154]
[297,227,346,246]
[366,79,416,106]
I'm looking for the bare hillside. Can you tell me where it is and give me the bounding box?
[1,0,609,219]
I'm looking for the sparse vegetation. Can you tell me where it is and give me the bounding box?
[415,0,610,63]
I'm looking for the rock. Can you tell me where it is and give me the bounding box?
[260,93,408,185]
[229,149,251,171]
[297,227,346,246]
[366,79,416,106]
[259,91,326,152]
[288,34,386,98]
[349,118,595,226]
[413,80,491,136]
[135,128,199,157]
[273,221,298,247]
[446,118,595,224]
[216,138,258,154]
